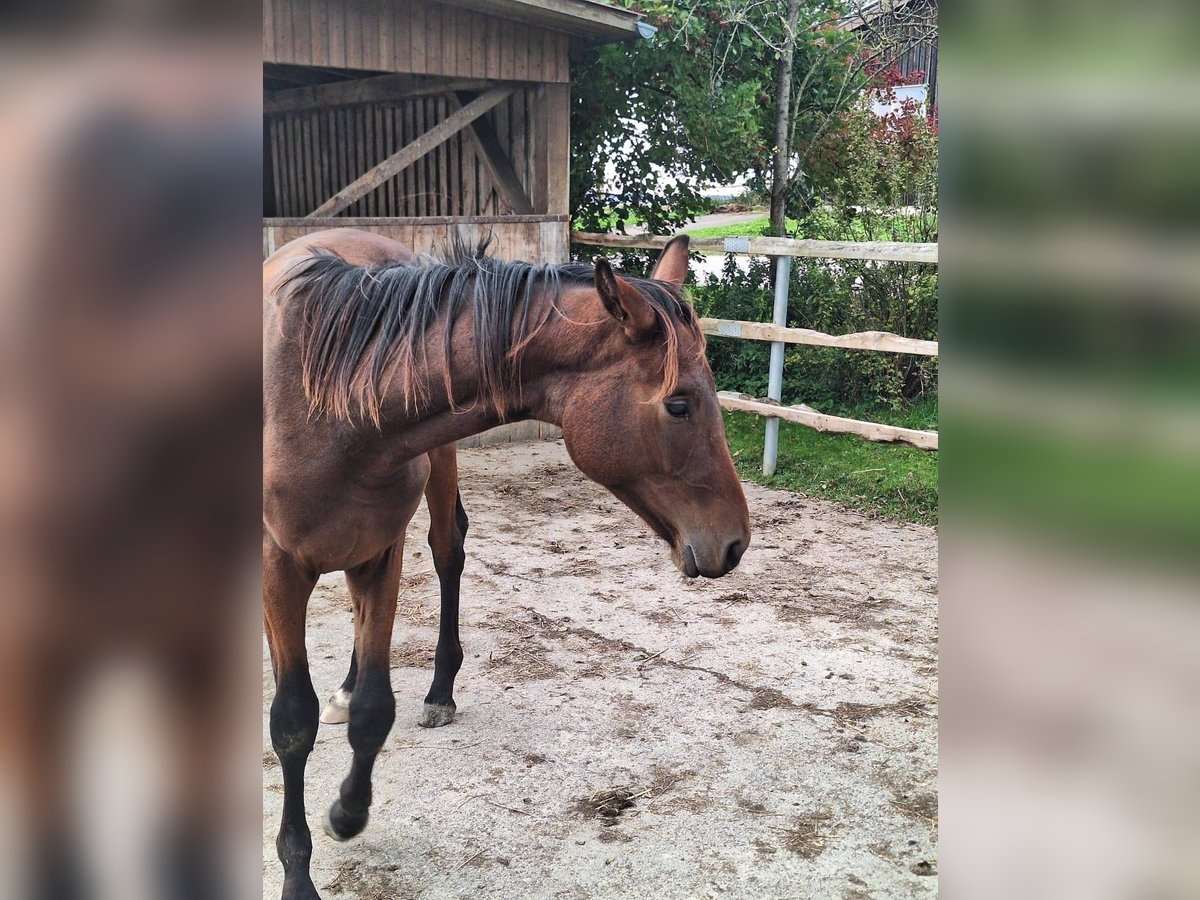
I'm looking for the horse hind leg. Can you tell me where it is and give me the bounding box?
[323,539,405,843]
[319,649,356,725]
[320,447,448,729]
[420,443,468,728]
[264,535,321,900]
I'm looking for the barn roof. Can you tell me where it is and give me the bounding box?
[436,0,645,42]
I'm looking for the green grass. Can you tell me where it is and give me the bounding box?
[685,216,787,239]
[591,211,641,231]
[722,397,938,526]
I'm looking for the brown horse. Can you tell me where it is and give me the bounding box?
[263,229,750,899]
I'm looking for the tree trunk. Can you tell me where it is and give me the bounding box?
[769,0,802,237]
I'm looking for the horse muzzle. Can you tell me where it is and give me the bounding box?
[678,535,748,579]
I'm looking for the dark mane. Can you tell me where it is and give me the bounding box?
[279,238,702,426]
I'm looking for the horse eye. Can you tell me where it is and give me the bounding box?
[664,399,690,419]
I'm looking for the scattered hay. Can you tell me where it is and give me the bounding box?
[890,791,938,828]
[735,796,770,815]
[714,591,752,605]
[748,688,797,710]
[868,842,898,862]
[775,812,835,859]
[832,698,928,724]
[263,752,278,770]
[596,829,633,844]
[325,858,409,900]
[752,838,778,857]
[577,787,648,826]
[551,560,601,578]
[484,639,562,681]
[643,607,689,627]
[669,793,713,813]
[577,768,696,827]
[390,642,434,669]
[395,588,437,627]
[478,612,570,680]
[645,765,695,800]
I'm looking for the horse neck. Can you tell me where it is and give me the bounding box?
[381,280,603,455]
[499,281,609,421]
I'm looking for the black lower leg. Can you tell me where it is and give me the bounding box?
[339,649,358,695]
[270,671,320,899]
[326,666,395,841]
[423,493,466,717]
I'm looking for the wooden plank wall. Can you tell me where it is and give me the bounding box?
[263,0,570,83]
[263,217,570,263]
[265,85,569,220]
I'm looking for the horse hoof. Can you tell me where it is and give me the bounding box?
[418,702,456,728]
[323,800,368,843]
[319,689,351,725]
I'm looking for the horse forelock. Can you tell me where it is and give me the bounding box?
[278,242,703,427]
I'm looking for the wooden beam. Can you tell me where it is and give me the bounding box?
[450,92,534,215]
[701,318,938,356]
[309,87,515,218]
[574,231,938,265]
[544,84,570,215]
[265,215,568,226]
[717,392,938,451]
[435,0,642,42]
[263,65,339,88]
[266,74,501,115]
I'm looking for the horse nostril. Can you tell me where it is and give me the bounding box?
[724,538,746,571]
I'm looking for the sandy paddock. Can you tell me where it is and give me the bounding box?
[263,439,938,899]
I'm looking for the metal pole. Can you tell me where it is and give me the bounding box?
[763,254,792,476]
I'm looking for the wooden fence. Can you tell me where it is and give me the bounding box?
[572,232,939,472]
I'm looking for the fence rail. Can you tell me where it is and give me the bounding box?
[570,230,940,472]
[700,318,938,356]
[718,393,938,451]
[572,231,939,264]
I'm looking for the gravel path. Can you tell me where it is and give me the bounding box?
[263,439,939,899]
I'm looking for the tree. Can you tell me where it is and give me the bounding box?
[570,0,937,238]
[569,0,769,236]
[769,0,803,237]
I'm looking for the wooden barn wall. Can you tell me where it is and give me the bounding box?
[895,32,938,110]
[263,218,570,264]
[263,0,570,83]
[264,85,569,219]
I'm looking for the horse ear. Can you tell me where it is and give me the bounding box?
[594,257,656,340]
[649,235,690,288]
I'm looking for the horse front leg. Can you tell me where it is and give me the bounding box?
[322,541,403,842]
[264,534,320,900]
[420,444,467,728]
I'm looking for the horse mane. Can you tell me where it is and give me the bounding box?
[279,236,703,427]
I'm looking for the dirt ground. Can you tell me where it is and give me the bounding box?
[263,439,938,899]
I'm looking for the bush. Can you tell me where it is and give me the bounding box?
[691,67,938,414]
[690,252,937,412]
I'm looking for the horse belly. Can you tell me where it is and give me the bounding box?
[264,454,430,572]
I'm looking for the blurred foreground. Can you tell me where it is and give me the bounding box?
[943,1,1200,897]
[0,30,260,900]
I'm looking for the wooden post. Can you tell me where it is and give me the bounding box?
[763,255,792,477]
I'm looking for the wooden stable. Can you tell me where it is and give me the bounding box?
[263,0,644,262]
